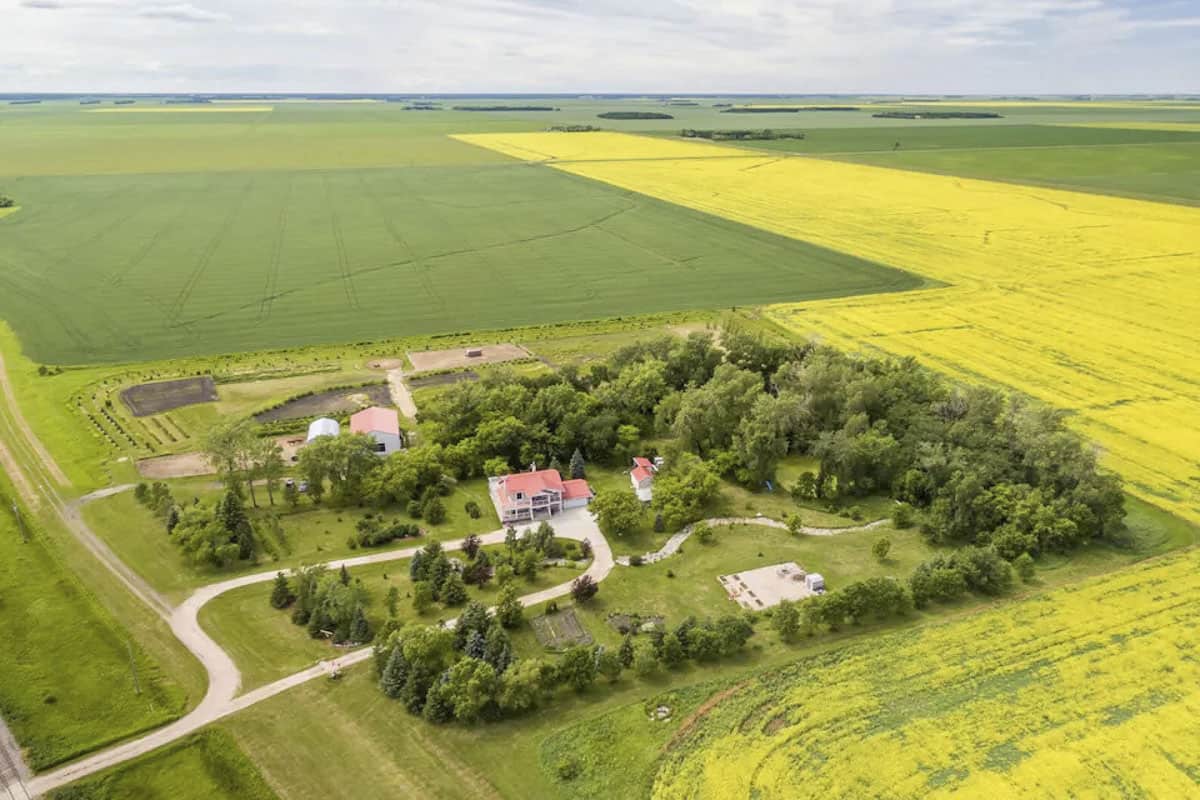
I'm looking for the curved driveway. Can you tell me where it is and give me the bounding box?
[25,508,611,797]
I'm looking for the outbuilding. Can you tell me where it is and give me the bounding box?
[306,417,340,443]
[350,406,404,455]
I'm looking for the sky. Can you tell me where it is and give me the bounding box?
[2,0,1198,94]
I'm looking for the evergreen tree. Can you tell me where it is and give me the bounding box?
[380,646,408,698]
[269,571,294,609]
[569,448,586,479]
[385,586,400,617]
[166,505,181,535]
[422,680,455,723]
[465,629,487,660]
[505,526,520,552]
[440,572,469,606]
[461,533,482,560]
[548,455,563,475]
[339,564,351,586]
[484,624,512,673]
[428,554,452,598]
[454,601,491,650]
[618,634,635,668]
[409,551,425,582]
[349,605,371,643]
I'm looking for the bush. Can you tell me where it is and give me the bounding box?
[423,496,446,525]
[407,499,423,519]
[892,502,914,529]
[630,554,644,567]
[556,756,582,781]
[464,500,481,519]
[546,600,559,614]
[1013,552,1036,582]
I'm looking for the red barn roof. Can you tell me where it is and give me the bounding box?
[350,406,400,437]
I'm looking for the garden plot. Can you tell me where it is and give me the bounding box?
[719,562,815,610]
[253,384,390,423]
[531,607,593,650]
[120,376,217,417]
[406,343,531,373]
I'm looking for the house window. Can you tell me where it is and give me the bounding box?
[515,492,524,500]
[374,442,386,453]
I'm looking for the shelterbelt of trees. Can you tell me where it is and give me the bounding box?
[153,325,1127,727]
[359,327,1124,727]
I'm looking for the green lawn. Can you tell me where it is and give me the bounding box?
[0,482,186,770]
[49,729,276,800]
[199,550,585,690]
[81,477,503,601]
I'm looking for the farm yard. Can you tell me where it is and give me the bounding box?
[1,96,1200,800]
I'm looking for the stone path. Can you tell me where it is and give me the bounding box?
[615,515,893,565]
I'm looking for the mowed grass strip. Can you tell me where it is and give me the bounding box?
[48,729,276,800]
[0,484,185,770]
[0,162,918,365]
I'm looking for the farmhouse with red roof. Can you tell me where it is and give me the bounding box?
[488,467,594,524]
[630,456,658,501]
[349,406,404,455]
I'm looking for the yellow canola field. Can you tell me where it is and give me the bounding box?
[460,132,1200,521]
[650,547,1200,798]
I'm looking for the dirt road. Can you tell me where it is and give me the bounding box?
[0,350,68,487]
[23,508,611,796]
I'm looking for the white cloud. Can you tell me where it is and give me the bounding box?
[2,0,1197,92]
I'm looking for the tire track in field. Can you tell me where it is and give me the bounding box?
[355,172,445,312]
[166,177,255,326]
[321,174,361,311]
[257,173,292,323]
[170,204,639,327]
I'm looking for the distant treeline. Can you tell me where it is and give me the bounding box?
[722,106,859,113]
[454,105,559,112]
[548,125,602,132]
[79,99,101,105]
[873,111,1003,119]
[165,98,212,105]
[597,111,674,120]
[666,101,699,106]
[680,128,806,141]
[114,100,136,105]
[402,106,442,111]
[8,100,41,105]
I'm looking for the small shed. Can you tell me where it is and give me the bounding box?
[306,417,340,443]
[805,573,826,593]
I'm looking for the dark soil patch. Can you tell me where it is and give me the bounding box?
[121,376,217,417]
[406,371,477,389]
[763,715,788,736]
[254,384,390,423]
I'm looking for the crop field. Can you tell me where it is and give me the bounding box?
[632,546,1200,798]
[460,131,1200,524]
[0,113,917,364]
